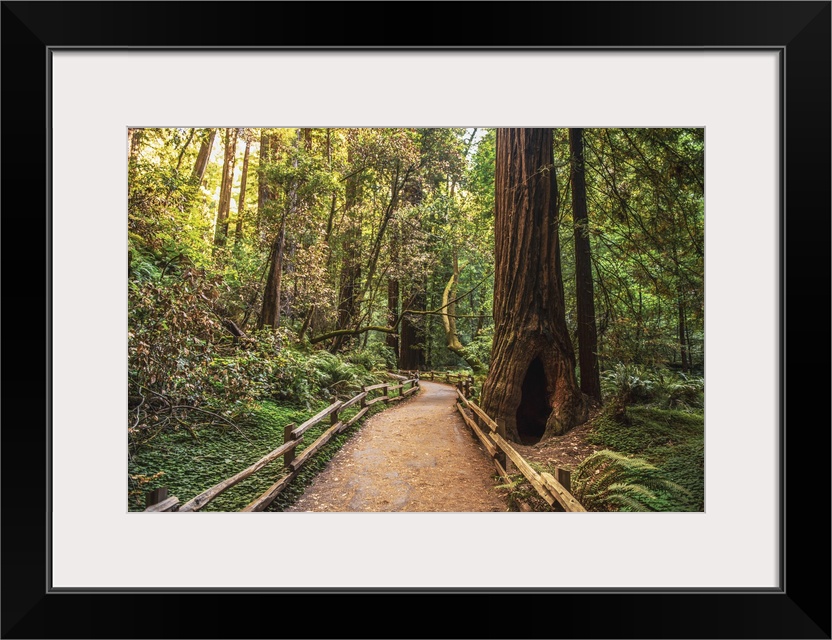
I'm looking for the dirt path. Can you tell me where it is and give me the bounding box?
[285,381,507,512]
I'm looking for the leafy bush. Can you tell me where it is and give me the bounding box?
[572,450,691,512]
[463,326,494,368]
[346,342,397,372]
[654,370,704,409]
[601,363,656,407]
[602,364,704,410]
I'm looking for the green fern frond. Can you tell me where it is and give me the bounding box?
[573,449,690,512]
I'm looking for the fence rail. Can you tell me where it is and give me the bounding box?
[454,388,586,512]
[144,375,420,513]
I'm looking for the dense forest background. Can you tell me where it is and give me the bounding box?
[128,127,704,511]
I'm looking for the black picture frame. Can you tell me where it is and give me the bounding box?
[2,2,829,638]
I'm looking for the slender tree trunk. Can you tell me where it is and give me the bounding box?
[259,216,286,329]
[214,128,238,247]
[257,130,272,233]
[386,230,400,357]
[332,148,361,351]
[174,128,196,174]
[191,128,216,186]
[234,137,251,244]
[399,286,426,370]
[481,128,587,443]
[259,131,300,330]
[440,253,485,373]
[678,297,689,372]
[569,128,602,403]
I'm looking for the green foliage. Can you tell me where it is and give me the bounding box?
[601,364,704,410]
[589,406,702,454]
[128,398,386,512]
[587,406,704,511]
[305,351,376,397]
[463,325,494,368]
[346,342,398,372]
[572,450,691,512]
[128,401,315,511]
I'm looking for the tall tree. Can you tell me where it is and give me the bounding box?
[386,225,400,357]
[332,147,362,351]
[259,130,300,329]
[128,128,144,162]
[191,128,216,186]
[214,128,238,246]
[569,128,602,403]
[234,135,252,244]
[480,128,586,444]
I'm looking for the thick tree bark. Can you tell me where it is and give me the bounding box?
[569,128,602,403]
[480,128,587,443]
[234,137,251,244]
[214,128,238,246]
[191,129,216,186]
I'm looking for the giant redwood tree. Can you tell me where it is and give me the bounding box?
[480,128,587,443]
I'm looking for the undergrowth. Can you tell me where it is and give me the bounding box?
[128,396,391,512]
[586,405,704,511]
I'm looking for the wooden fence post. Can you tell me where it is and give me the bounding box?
[383,384,389,401]
[331,405,340,427]
[557,468,571,492]
[552,468,572,512]
[146,487,168,509]
[283,423,297,469]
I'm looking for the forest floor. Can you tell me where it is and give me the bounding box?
[284,381,508,512]
[508,406,605,473]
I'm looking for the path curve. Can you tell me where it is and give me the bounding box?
[285,380,507,512]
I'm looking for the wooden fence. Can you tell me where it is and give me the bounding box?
[144,375,420,513]
[453,388,586,512]
[401,370,475,398]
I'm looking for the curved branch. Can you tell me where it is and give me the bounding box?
[310,325,398,344]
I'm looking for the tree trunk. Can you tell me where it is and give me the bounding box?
[259,215,286,329]
[234,137,251,244]
[386,224,400,357]
[569,128,602,403]
[399,286,426,370]
[191,128,216,186]
[174,128,196,175]
[480,128,587,444]
[259,131,300,330]
[332,148,361,351]
[214,128,238,247]
[128,128,143,161]
[678,297,689,372]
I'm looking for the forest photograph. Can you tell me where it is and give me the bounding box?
[128,126,704,513]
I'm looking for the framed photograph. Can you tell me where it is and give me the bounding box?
[3,2,828,638]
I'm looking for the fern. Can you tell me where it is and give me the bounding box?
[573,450,691,512]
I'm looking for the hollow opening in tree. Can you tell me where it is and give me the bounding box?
[516,357,550,445]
